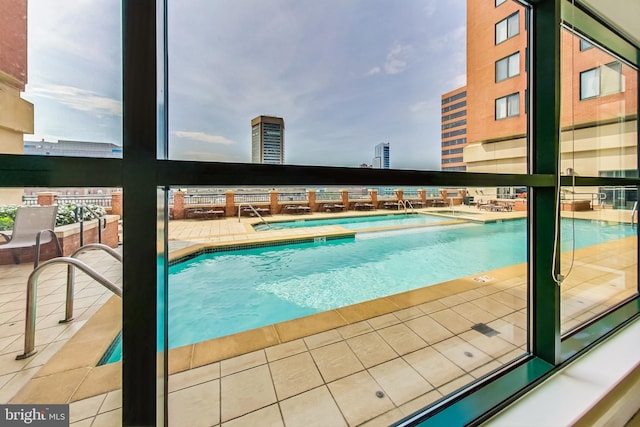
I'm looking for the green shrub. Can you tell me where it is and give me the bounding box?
[0,203,107,230]
[0,205,18,231]
[0,217,13,231]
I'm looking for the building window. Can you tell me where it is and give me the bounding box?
[443,148,464,155]
[496,92,520,119]
[496,0,507,6]
[496,12,519,44]
[442,110,467,122]
[441,91,467,105]
[442,156,464,164]
[441,100,467,113]
[580,62,623,100]
[496,52,520,82]
[442,137,467,148]
[442,129,467,138]
[579,39,594,51]
[442,119,467,130]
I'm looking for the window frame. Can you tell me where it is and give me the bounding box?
[496,51,521,82]
[579,61,623,100]
[495,92,520,119]
[496,11,520,45]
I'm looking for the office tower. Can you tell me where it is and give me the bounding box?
[441,89,468,171]
[251,116,285,164]
[373,142,390,169]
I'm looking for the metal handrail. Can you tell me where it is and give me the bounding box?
[75,205,108,246]
[61,244,122,324]
[16,245,122,360]
[237,203,270,228]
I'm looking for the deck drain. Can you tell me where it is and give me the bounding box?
[376,391,385,398]
[471,323,500,337]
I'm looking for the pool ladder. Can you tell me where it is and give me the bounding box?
[16,243,122,360]
[238,203,271,228]
[398,200,415,213]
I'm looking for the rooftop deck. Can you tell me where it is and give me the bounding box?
[0,206,635,426]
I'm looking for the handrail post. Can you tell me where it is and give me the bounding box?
[16,269,39,359]
[61,264,75,323]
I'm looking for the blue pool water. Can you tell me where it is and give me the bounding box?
[102,218,635,363]
[253,213,448,231]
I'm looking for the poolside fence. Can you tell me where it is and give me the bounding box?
[169,188,467,220]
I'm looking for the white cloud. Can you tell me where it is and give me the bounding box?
[423,0,437,17]
[426,26,466,53]
[29,85,121,115]
[409,101,431,113]
[452,73,467,88]
[365,66,381,76]
[174,150,242,162]
[383,43,412,75]
[173,131,235,145]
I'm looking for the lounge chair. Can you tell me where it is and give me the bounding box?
[324,203,345,212]
[354,203,375,210]
[0,206,63,268]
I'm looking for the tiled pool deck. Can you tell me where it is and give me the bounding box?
[0,206,636,426]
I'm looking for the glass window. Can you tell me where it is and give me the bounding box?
[496,12,520,44]
[496,52,520,82]
[601,62,623,96]
[496,0,507,6]
[560,29,638,335]
[580,39,594,51]
[580,68,600,99]
[496,93,520,119]
[580,62,623,100]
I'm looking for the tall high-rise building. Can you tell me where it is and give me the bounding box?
[373,142,390,169]
[441,89,467,171]
[251,116,285,164]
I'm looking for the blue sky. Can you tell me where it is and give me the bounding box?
[24,0,466,170]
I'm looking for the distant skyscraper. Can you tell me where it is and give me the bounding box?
[251,116,285,164]
[373,142,390,169]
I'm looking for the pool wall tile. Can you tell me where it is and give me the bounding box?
[71,362,122,402]
[10,367,91,404]
[274,310,348,343]
[336,298,400,323]
[167,344,194,375]
[192,327,278,370]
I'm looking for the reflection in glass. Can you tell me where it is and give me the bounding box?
[560,29,638,178]
[559,29,638,334]
[559,186,638,334]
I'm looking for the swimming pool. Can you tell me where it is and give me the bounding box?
[253,213,449,231]
[102,218,635,363]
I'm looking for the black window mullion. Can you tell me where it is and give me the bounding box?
[122,0,161,425]
[530,0,562,365]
